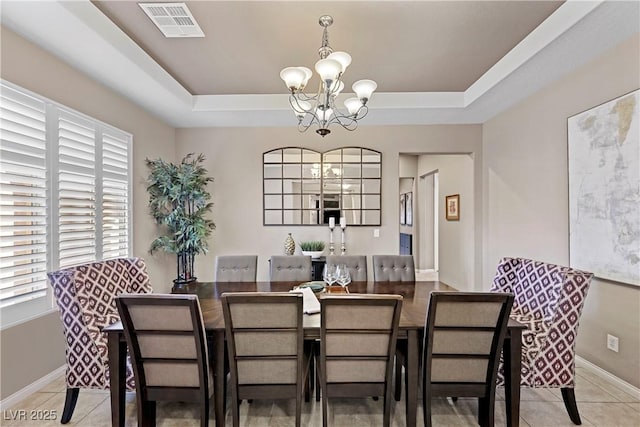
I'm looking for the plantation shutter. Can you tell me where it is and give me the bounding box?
[0,84,49,307]
[102,129,130,259]
[57,110,97,268]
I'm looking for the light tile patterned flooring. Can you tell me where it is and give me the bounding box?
[3,367,639,426]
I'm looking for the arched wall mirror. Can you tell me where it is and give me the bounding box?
[263,147,382,226]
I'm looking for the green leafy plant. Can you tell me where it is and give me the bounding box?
[146,153,215,284]
[299,241,325,251]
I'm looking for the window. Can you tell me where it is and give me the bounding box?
[0,81,132,327]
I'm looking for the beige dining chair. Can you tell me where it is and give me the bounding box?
[318,294,403,427]
[269,255,312,282]
[372,255,416,399]
[325,255,368,281]
[222,292,313,427]
[422,292,514,427]
[215,255,258,282]
[116,294,212,427]
[372,255,415,281]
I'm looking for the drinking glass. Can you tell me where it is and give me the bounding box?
[323,264,336,286]
[336,264,351,289]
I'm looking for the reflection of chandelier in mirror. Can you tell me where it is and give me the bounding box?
[310,163,341,179]
[280,15,377,137]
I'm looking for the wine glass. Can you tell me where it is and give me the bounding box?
[323,264,336,286]
[336,264,351,289]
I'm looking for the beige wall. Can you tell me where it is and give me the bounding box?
[176,125,482,283]
[482,34,640,387]
[0,27,176,399]
[418,154,475,290]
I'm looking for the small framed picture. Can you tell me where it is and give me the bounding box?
[445,194,460,221]
[405,192,413,226]
[400,194,406,225]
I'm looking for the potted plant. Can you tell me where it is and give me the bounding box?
[146,153,215,285]
[299,241,325,259]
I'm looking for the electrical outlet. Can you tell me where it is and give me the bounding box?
[373,229,380,238]
[607,334,619,352]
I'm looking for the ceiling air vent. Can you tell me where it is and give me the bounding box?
[139,3,204,38]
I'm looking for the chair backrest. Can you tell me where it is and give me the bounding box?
[48,257,152,389]
[116,294,210,400]
[491,257,592,321]
[422,292,513,393]
[270,256,312,282]
[326,255,368,281]
[222,292,304,388]
[372,255,415,281]
[215,255,258,282]
[320,295,402,386]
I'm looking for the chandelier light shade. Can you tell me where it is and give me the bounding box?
[280,15,377,137]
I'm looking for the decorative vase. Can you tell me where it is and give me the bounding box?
[284,233,295,255]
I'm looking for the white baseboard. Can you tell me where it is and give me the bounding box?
[576,356,640,399]
[0,365,65,411]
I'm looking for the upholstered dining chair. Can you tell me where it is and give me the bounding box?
[372,255,415,282]
[269,255,312,282]
[48,257,152,423]
[318,294,403,427]
[326,255,368,281]
[422,292,514,427]
[372,255,416,400]
[215,255,258,282]
[222,292,313,427]
[491,257,593,424]
[116,294,212,427]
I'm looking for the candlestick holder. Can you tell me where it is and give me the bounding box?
[340,225,346,255]
[328,224,335,255]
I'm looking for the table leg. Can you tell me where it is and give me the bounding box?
[504,328,522,427]
[405,330,419,427]
[107,332,126,427]
[213,330,226,427]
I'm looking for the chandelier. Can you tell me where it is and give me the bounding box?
[280,15,377,137]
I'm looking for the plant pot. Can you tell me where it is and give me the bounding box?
[302,250,324,259]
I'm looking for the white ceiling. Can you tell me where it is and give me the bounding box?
[1,1,639,128]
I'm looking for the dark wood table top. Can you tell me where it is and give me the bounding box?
[174,280,456,331]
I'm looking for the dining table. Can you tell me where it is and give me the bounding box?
[105,280,525,427]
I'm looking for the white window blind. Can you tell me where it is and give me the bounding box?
[102,130,130,259]
[58,110,97,268]
[0,81,132,327]
[0,85,48,308]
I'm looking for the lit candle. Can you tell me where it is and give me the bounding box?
[340,217,346,228]
[329,217,335,228]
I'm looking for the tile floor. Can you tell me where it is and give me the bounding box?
[3,367,638,426]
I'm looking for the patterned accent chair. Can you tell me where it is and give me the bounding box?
[491,257,593,425]
[48,257,153,423]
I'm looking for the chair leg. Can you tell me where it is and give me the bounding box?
[201,397,209,427]
[422,393,432,427]
[383,386,392,427]
[139,400,156,427]
[561,387,582,425]
[478,396,495,427]
[60,388,79,424]
[394,351,403,401]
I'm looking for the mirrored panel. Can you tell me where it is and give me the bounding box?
[264,210,282,225]
[264,147,381,225]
